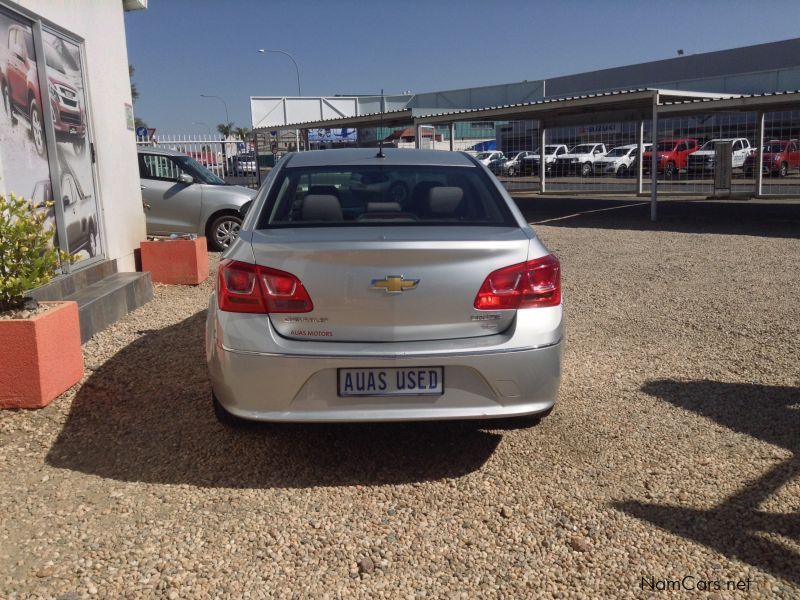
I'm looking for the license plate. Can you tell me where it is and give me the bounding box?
[338,367,444,397]
[69,127,77,134]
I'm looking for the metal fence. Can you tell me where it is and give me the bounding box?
[442,110,800,198]
[136,134,261,189]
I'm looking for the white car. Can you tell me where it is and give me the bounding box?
[553,143,608,176]
[475,151,505,166]
[686,138,753,175]
[520,145,569,175]
[593,143,652,176]
[502,151,537,176]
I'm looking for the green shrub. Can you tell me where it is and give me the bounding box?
[0,193,66,311]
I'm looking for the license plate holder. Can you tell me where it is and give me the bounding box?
[337,367,444,397]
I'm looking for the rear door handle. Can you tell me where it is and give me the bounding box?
[140,184,148,190]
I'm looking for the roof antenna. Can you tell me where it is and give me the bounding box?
[376,88,386,158]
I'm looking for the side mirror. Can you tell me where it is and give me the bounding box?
[240,201,252,217]
[178,173,194,185]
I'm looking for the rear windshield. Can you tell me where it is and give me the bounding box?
[257,164,516,228]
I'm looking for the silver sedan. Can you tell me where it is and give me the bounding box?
[138,147,256,251]
[206,148,563,424]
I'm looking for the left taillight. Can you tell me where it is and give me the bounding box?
[217,259,313,313]
[474,254,561,310]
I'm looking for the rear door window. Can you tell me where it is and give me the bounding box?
[258,164,516,228]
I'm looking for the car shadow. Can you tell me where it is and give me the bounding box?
[514,196,800,239]
[614,380,799,585]
[46,311,502,488]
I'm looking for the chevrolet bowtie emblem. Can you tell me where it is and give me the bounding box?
[371,275,420,294]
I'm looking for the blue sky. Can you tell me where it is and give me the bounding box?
[125,0,800,133]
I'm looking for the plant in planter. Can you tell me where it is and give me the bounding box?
[0,193,84,409]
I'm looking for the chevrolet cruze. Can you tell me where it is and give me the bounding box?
[206,148,563,425]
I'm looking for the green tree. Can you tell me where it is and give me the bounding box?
[129,64,139,103]
[217,122,234,138]
[234,126,251,141]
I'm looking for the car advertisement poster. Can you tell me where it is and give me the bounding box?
[41,29,101,259]
[0,12,102,264]
[0,11,54,243]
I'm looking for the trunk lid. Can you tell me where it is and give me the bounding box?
[251,226,530,342]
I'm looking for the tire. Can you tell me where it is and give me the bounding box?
[86,227,98,258]
[213,392,249,428]
[664,161,677,178]
[29,97,44,156]
[507,166,517,177]
[1,82,11,122]
[207,213,242,252]
[580,162,592,177]
[779,162,788,178]
[73,137,86,156]
[616,165,627,178]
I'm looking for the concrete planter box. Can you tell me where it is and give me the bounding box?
[140,237,209,285]
[0,301,84,409]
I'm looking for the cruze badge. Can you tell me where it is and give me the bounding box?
[371,275,420,294]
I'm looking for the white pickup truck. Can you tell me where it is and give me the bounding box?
[686,138,753,175]
[553,143,608,176]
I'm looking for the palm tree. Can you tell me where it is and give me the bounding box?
[217,122,234,139]
[129,65,139,103]
[234,126,251,142]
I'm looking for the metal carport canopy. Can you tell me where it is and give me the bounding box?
[657,89,800,115]
[412,88,731,127]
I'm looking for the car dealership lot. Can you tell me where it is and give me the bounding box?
[1,198,798,598]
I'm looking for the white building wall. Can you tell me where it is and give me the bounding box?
[23,0,145,272]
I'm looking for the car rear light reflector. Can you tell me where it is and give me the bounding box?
[218,259,313,313]
[474,254,561,310]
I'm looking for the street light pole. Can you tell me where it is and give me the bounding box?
[258,49,302,151]
[199,94,230,125]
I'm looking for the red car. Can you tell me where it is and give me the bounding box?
[643,138,699,177]
[743,140,800,178]
[0,25,85,156]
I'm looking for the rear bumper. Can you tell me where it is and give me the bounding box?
[207,301,563,423]
[208,340,562,422]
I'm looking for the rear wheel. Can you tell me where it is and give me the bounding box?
[507,166,517,177]
[664,161,677,178]
[1,82,11,123]
[29,97,44,156]
[779,162,788,178]
[580,162,592,177]
[86,227,98,258]
[208,213,242,252]
[616,165,627,178]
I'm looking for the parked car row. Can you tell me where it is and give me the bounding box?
[489,138,800,178]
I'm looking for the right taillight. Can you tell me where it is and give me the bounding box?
[474,254,561,310]
[217,259,313,313]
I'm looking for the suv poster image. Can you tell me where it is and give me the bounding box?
[41,29,101,259]
[0,11,54,242]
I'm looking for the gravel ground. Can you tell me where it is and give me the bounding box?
[1,199,798,598]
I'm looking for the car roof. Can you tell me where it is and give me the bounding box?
[285,148,476,168]
[137,146,188,157]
